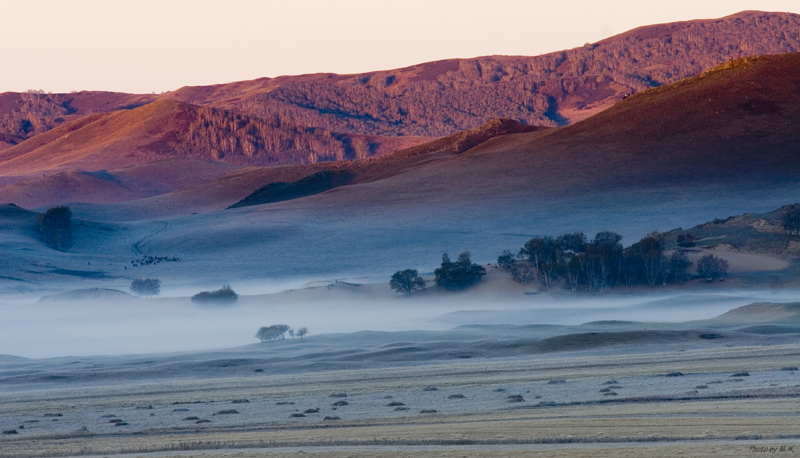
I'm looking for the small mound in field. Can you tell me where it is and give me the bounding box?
[708,380,723,384]
[108,419,123,423]
[195,419,211,424]
[172,409,189,412]
[135,405,153,410]
[231,399,249,403]
[44,413,62,417]
[507,395,525,403]
[602,380,619,385]
[394,407,409,411]
[183,416,199,421]
[492,388,506,392]
[254,369,264,372]
[423,386,438,391]
[213,410,238,415]
[696,385,709,389]
[323,416,341,421]
[387,402,405,407]
[304,408,320,414]
[191,286,238,304]
[448,394,466,399]
[3,430,18,434]
[731,371,750,377]
[420,409,438,414]
[548,379,566,384]
[383,396,394,399]
[289,413,305,418]
[599,388,613,393]
[332,401,349,407]
[114,422,129,426]
[781,366,798,371]
[329,393,348,398]
[603,392,618,396]
[276,401,294,405]
[666,372,684,377]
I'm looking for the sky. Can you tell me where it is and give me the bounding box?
[2,0,799,94]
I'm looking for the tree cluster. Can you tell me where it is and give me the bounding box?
[500,230,725,292]
[191,285,238,304]
[37,206,72,250]
[434,252,486,291]
[130,278,161,297]
[696,254,730,282]
[256,325,306,343]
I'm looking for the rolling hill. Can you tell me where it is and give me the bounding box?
[0,99,429,178]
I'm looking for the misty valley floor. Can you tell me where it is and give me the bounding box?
[1,321,799,458]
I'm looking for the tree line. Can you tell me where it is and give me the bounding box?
[390,230,738,295]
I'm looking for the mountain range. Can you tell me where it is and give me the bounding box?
[1,10,798,182]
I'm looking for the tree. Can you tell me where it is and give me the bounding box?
[668,251,692,284]
[520,236,565,290]
[434,252,486,291]
[37,206,72,250]
[696,254,729,281]
[130,278,161,297]
[288,328,295,339]
[556,232,587,253]
[676,233,697,247]
[390,269,425,296]
[635,231,664,287]
[510,260,536,285]
[296,327,308,340]
[783,207,800,235]
[497,250,516,269]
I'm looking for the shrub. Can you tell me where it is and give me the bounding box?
[191,285,238,304]
[390,269,425,296]
[130,278,161,297]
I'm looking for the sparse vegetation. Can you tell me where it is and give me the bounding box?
[130,278,161,297]
[434,252,486,291]
[191,285,238,304]
[390,269,426,296]
[37,206,72,250]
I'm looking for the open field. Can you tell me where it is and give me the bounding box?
[2,333,799,457]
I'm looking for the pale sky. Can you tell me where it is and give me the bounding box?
[2,0,798,94]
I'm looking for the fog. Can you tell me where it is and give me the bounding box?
[2,285,798,359]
